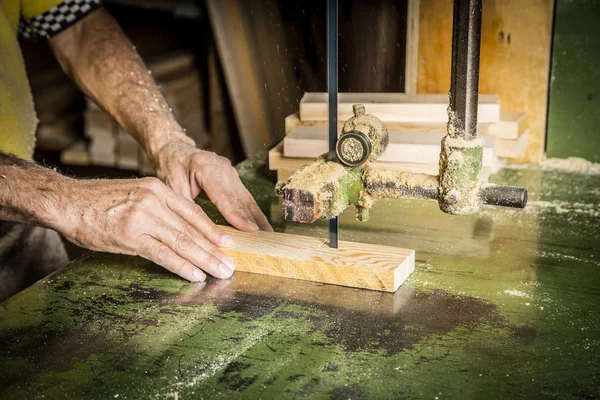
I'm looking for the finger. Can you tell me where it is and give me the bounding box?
[166,174,194,201]
[149,203,237,269]
[247,201,273,231]
[137,235,206,282]
[240,188,273,232]
[195,171,259,232]
[149,216,234,279]
[164,191,234,248]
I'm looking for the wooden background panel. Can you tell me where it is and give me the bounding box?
[418,0,554,163]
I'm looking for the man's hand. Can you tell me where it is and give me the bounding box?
[59,177,237,282]
[152,138,273,233]
[49,9,272,234]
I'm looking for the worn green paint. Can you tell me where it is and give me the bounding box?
[0,154,599,399]
[546,0,600,162]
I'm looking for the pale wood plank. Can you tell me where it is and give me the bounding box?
[61,140,90,166]
[489,111,528,139]
[405,0,420,95]
[269,142,440,176]
[284,112,495,136]
[496,130,529,158]
[299,92,500,123]
[219,226,415,292]
[283,126,497,166]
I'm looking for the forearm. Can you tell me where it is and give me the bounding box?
[0,152,71,230]
[48,8,193,164]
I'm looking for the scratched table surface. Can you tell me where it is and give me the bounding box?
[1,154,599,399]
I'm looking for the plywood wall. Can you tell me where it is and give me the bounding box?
[418,0,554,163]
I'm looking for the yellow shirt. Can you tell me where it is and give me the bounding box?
[0,0,100,160]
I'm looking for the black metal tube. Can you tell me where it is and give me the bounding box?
[449,0,482,140]
[327,0,339,248]
[480,185,528,209]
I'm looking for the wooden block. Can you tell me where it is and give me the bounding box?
[116,129,140,170]
[84,110,116,138]
[89,136,116,167]
[283,126,497,167]
[277,169,294,182]
[269,141,497,180]
[60,140,90,166]
[496,129,529,158]
[284,112,495,136]
[489,111,527,139]
[270,142,441,177]
[285,113,302,135]
[36,112,80,152]
[219,226,415,292]
[299,92,501,123]
[405,0,420,95]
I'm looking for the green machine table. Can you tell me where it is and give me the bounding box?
[1,155,599,399]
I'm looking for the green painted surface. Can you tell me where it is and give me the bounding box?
[1,155,599,399]
[547,0,600,162]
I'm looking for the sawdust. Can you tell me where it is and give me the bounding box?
[438,135,484,214]
[503,157,600,175]
[339,137,364,162]
[284,159,347,194]
[341,104,389,161]
[541,157,600,175]
[364,168,439,199]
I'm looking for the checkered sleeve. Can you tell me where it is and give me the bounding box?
[19,0,103,40]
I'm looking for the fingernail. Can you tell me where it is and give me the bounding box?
[193,269,206,282]
[222,234,233,247]
[219,263,234,278]
[248,221,259,230]
[222,256,236,270]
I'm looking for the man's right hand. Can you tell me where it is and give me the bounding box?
[58,177,236,282]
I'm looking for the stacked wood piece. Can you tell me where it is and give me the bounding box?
[61,51,210,174]
[269,92,528,181]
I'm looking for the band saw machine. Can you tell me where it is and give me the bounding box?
[276,0,528,235]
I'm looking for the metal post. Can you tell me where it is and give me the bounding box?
[327,0,339,248]
[449,0,482,140]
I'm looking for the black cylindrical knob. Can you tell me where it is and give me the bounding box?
[480,185,528,209]
[336,131,372,167]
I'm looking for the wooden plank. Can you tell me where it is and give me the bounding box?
[418,0,553,163]
[206,0,274,157]
[219,226,415,292]
[283,126,497,166]
[60,140,90,166]
[405,0,420,95]
[285,113,302,135]
[270,142,438,176]
[89,137,116,167]
[299,92,500,123]
[284,112,495,136]
[84,110,116,138]
[496,129,529,158]
[489,111,527,139]
[270,141,498,182]
[116,129,140,171]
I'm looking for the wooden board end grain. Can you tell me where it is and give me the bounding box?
[496,129,529,158]
[219,226,415,292]
[489,111,527,139]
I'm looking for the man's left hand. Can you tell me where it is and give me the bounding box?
[152,138,273,233]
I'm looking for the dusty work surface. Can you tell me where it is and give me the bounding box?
[1,154,599,399]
